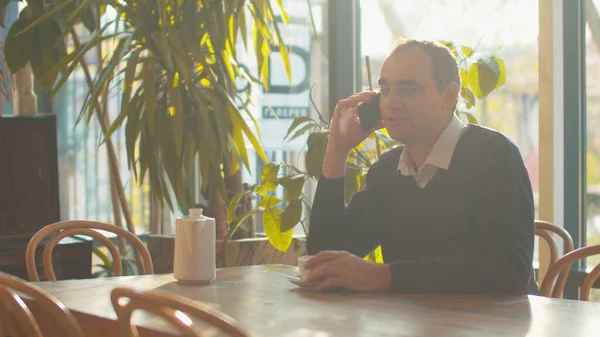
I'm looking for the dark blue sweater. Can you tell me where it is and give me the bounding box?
[307,125,539,294]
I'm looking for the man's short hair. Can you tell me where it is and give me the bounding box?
[389,39,461,93]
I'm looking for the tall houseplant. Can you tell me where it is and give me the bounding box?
[1,0,298,240]
[0,0,145,269]
[229,41,508,256]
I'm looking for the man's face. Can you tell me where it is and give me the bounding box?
[377,47,449,143]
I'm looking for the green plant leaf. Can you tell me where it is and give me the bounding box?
[305,131,329,178]
[119,48,141,129]
[16,0,74,37]
[306,0,319,39]
[50,22,113,97]
[158,0,167,29]
[287,123,315,142]
[5,7,34,73]
[467,56,502,99]
[281,199,302,231]
[92,247,112,268]
[150,31,174,71]
[30,17,64,91]
[167,28,192,83]
[284,116,313,140]
[168,73,184,157]
[461,86,476,109]
[282,174,305,201]
[259,195,282,209]
[143,61,157,137]
[217,87,268,163]
[125,92,142,178]
[227,189,252,224]
[264,208,292,252]
[225,208,259,242]
[80,2,98,33]
[79,36,131,125]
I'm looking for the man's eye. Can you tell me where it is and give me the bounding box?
[380,88,390,95]
[399,87,419,95]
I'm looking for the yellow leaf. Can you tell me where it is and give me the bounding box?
[467,62,482,99]
[172,72,179,88]
[259,196,282,209]
[227,190,251,224]
[200,78,211,88]
[364,246,384,263]
[461,45,473,57]
[275,0,290,24]
[278,42,292,83]
[264,208,293,252]
[494,55,506,88]
[460,68,469,87]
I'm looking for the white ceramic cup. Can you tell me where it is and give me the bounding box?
[297,255,314,279]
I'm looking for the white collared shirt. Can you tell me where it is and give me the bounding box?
[398,114,466,188]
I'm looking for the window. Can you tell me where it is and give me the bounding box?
[360,0,539,207]
[239,0,329,235]
[586,0,600,274]
[49,0,329,237]
[360,0,539,259]
[53,13,151,235]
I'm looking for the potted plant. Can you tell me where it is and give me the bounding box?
[1,0,316,271]
[229,41,508,261]
[0,0,147,270]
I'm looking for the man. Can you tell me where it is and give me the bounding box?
[303,39,538,295]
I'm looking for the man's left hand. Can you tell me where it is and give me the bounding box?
[302,251,391,292]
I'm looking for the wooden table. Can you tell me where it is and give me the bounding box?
[29,265,600,337]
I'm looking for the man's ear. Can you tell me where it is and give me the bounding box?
[442,82,459,111]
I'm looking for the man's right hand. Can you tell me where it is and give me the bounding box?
[323,92,383,179]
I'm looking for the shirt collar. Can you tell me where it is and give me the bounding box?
[398,114,465,175]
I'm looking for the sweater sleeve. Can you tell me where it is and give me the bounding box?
[388,138,536,294]
[306,170,383,257]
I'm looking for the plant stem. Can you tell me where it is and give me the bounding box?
[95,10,127,258]
[71,28,144,272]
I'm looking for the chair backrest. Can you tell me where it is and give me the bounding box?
[0,272,84,337]
[110,287,250,337]
[540,245,600,301]
[26,220,153,281]
[534,220,574,298]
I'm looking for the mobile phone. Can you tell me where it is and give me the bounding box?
[357,93,381,132]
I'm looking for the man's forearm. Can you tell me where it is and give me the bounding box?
[322,145,350,179]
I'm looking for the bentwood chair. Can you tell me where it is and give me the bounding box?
[26,220,153,281]
[111,287,250,337]
[0,271,84,337]
[540,245,600,301]
[534,220,574,298]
